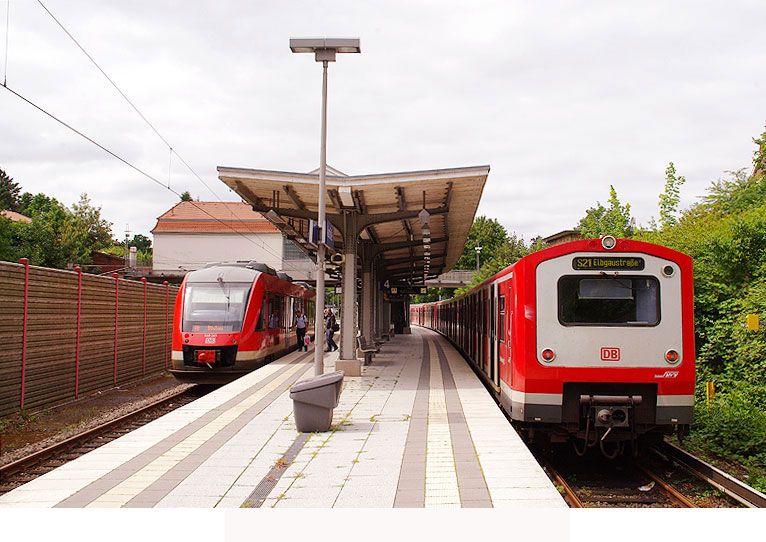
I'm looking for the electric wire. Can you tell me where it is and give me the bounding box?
[6,2,310,273]
[35,0,222,202]
[0,82,307,273]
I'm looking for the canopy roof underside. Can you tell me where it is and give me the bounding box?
[217,165,489,284]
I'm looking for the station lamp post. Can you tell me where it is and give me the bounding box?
[475,245,482,273]
[290,38,361,376]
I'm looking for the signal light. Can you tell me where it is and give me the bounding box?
[541,348,556,362]
[601,235,617,250]
[665,349,679,364]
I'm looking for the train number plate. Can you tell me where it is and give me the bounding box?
[601,347,620,361]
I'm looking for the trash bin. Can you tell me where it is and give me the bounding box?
[290,370,344,432]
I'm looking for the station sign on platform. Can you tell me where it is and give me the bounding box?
[380,279,428,296]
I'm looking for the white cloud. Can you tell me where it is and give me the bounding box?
[1,0,764,245]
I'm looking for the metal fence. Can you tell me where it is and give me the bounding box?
[0,259,179,417]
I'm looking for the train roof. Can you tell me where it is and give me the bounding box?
[185,265,261,283]
[414,237,692,306]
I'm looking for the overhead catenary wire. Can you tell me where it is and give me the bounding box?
[0,82,307,274]
[5,2,312,274]
[35,0,222,202]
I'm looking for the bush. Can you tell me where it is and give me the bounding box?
[690,384,766,491]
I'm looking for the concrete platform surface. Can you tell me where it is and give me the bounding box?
[0,328,566,508]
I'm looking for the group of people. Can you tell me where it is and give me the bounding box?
[292,307,338,353]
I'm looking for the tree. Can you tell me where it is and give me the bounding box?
[72,194,113,251]
[129,234,152,254]
[2,192,115,268]
[0,168,22,212]
[180,191,193,202]
[658,162,685,230]
[577,185,634,238]
[456,233,527,294]
[455,216,511,270]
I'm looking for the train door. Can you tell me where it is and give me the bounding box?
[489,283,496,380]
[285,296,293,346]
[497,280,508,386]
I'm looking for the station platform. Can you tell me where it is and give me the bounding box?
[0,328,566,508]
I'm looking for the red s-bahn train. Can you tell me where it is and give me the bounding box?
[171,262,315,384]
[412,236,695,456]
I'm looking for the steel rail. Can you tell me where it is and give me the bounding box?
[541,460,583,508]
[635,464,697,507]
[654,441,766,508]
[0,386,194,480]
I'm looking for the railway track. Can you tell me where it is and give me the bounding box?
[541,440,766,508]
[650,441,766,508]
[0,386,208,496]
[543,456,696,508]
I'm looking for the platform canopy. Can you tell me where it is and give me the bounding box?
[217,165,489,284]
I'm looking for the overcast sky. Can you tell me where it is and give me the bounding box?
[1,0,765,245]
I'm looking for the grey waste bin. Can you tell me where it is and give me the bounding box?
[290,370,344,432]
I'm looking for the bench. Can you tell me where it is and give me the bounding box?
[356,336,379,365]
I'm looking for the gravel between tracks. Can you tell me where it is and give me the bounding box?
[0,372,192,468]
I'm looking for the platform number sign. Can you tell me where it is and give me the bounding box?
[601,347,620,361]
[380,280,391,292]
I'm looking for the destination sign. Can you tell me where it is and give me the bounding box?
[572,256,645,271]
[389,286,429,295]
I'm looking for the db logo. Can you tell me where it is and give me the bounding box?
[601,347,620,361]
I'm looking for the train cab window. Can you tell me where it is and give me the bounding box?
[558,275,660,326]
[182,282,252,333]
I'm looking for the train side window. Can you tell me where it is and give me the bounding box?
[498,295,505,343]
[255,293,267,331]
[558,275,660,326]
[267,295,277,330]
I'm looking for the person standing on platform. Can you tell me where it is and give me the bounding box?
[324,307,338,352]
[294,309,308,351]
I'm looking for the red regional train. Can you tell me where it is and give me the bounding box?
[171,262,315,384]
[412,236,695,456]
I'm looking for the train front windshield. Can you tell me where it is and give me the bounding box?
[182,282,252,333]
[558,275,660,326]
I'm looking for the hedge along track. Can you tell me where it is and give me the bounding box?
[0,386,206,496]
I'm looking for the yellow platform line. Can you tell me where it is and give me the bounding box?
[87,360,310,508]
[425,338,460,508]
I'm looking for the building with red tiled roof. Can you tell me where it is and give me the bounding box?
[1,210,32,223]
[151,201,313,279]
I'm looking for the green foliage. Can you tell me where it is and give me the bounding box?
[0,173,114,268]
[688,385,766,491]
[411,287,454,304]
[456,232,528,295]
[0,168,22,212]
[701,168,766,215]
[637,127,766,478]
[129,234,152,254]
[658,162,685,230]
[576,185,634,238]
[455,216,512,271]
[180,191,193,202]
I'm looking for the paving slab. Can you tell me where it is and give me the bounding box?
[0,330,566,508]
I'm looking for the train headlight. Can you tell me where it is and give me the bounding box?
[541,348,556,362]
[665,349,680,364]
[662,265,675,277]
[601,235,617,250]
